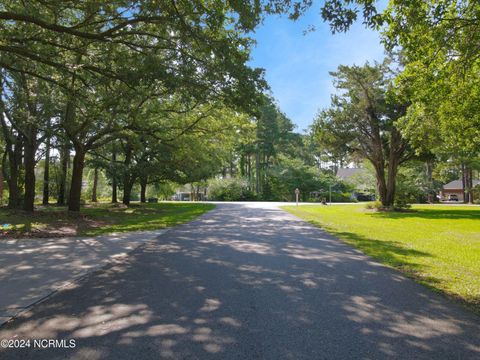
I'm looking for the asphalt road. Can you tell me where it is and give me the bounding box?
[1,203,479,359]
[0,229,168,325]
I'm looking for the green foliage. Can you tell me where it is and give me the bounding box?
[311,61,411,207]
[149,182,178,201]
[394,161,440,205]
[344,163,377,196]
[207,178,254,201]
[1,0,271,211]
[474,185,480,205]
[392,193,412,210]
[263,154,354,202]
[230,95,327,201]
[266,155,320,201]
[365,201,383,210]
[382,1,480,201]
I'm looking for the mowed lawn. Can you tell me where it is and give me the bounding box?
[282,204,480,313]
[0,202,215,238]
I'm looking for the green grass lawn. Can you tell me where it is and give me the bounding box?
[0,202,215,238]
[282,204,480,313]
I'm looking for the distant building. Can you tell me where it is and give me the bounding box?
[172,184,208,201]
[336,168,364,181]
[441,179,480,202]
[336,167,375,201]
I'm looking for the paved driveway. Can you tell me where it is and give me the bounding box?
[1,203,479,359]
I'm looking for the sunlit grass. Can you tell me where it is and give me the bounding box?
[0,202,215,237]
[282,204,480,313]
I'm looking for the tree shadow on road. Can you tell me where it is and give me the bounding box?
[1,203,479,359]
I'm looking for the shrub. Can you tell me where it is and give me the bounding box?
[355,192,376,201]
[394,195,412,210]
[208,178,253,201]
[365,198,411,211]
[241,189,257,201]
[365,201,383,210]
[331,192,357,202]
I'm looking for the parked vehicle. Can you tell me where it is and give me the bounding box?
[448,194,459,201]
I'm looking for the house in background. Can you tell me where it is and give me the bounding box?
[172,184,208,201]
[336,168,364,181]
[441,179,480,202]
[336,167,376,201]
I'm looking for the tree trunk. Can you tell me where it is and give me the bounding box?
[42,133,50,205]
[1,113,23,209]
[255,150,261,195]
[369,128,404,208]
[6,136,23,209]
[140,176,147,203]
[247,154,252,190]
[461,163,467,203]
[0,159,3,205]
[425,160,434,202]
[112,180,118,203]
[68,148,86,212]
[91,167,98,202]
[7,169,20,209]
[111,150,118,203]
[469,168,474,203]
[466,166,473,204]
[122,144,133,205]
[122,178,135,205]
[59,88,77,206]
[240,154,245,177]
[385,155,399,207]
[57,142,69,206]
[23,140,36,212]
[229,153,234,177]
[372,161,389,206]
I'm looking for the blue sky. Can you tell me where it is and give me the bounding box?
[249,7,385,132]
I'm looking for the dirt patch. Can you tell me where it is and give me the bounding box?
[0,210,111,239]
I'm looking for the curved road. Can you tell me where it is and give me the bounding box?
[1,203,479,359]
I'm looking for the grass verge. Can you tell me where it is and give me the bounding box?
[282,204,480,314]
[0,202,215,238]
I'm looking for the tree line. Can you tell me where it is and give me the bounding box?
[1,1,478,210]
[0,0,270,212]
[311,0,480,207]
[210,0,480,207]
[0,0,399,210]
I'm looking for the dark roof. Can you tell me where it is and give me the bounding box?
[336,168,363,180]
[443,179,480,190]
